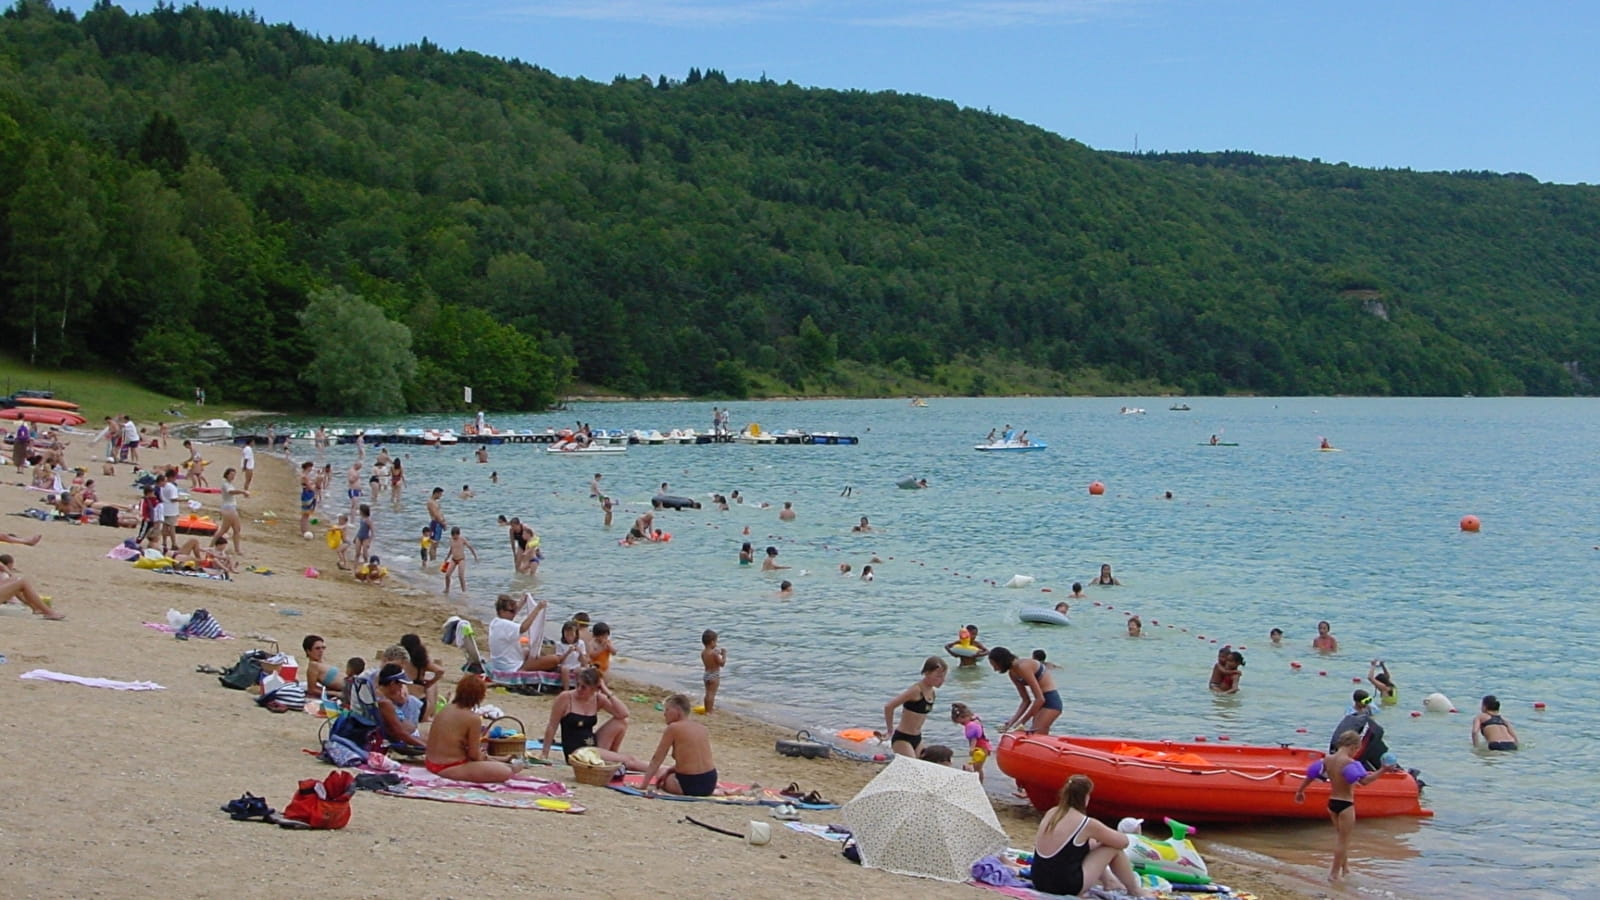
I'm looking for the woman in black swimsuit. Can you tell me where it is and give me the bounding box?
[1030,775,1151,897]
[507,517,533,573]
[539,666,647,770]
[881,656,947,757]
[1090,563,1121,586]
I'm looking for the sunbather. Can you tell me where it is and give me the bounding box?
[424,675,521,782]
[641,694,719,796]
[0,554,64,620]
[0,532,42,546]
[540,666,645,770]
[302,635,345,699]
[172,534,238,575]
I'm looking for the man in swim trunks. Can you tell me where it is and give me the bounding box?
[345,460,363,519]
[641,694,719,796]
[1471,695,1519,751]
[425,487,446,560]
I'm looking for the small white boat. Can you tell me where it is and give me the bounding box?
[975,439,1047,453]
[546,442,626,454]
[737,425,776,445]
[1120,407,1147,415]
[668,429,697,444]
[630,429,667,445]
[195,419,234,441]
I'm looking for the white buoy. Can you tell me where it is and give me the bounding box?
[1423,692,1453,713]
[1004,574,1036,588]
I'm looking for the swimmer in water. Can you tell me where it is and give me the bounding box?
[761,545,788,571]
[1312,620,1338,653]
[860,565,874,582]
[738,542,754,566]
[1070,582,1086,600]
[1270,627,1284,647]
[1211,650,1244,694]
[943,625,989,667]
[1053,602,1070,615]
[778,501,796,522]
[776,580,794,598]
[838,563,852,575]
[1126,616,1142,637]
[1471,695,1519,751]
[852,516,872,533]
[1090,563,1120,586]
[1031,648,1061,671]
[1368,661,1397,705]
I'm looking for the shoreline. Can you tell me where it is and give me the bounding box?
[0,436,1317,899]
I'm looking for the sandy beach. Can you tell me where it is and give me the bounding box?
[0,428,1317,899]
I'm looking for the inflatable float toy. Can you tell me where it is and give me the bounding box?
[651,494,702,510]
[775,730,831,759]
[1423,692,1454,713]
[1019,607,1071,626]
[997,733,1431,823]
[132,555,178,569]
[837,728,878,743]
[1004,574,1036,588]
[0,407,87,427]
[948,628,981,657]
[175,515,219,535]
[12,397,82,411]
[1122,817,1210,885]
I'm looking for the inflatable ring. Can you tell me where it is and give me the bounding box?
[949,645,980,658]
[1019,607,1071,626]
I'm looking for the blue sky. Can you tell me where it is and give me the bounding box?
[61,1,1596,184]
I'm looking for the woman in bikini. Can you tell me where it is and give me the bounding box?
[389,458,405,506]
[1295,729,1398,882]
[539,666,646,770]
[1030,775,1153,897]
[424,675,522,783]
[1089,563,1121,586]
[301,634,345,699]
[399,633,445,723]
[881,657,948,757]
[990,646,1063,734]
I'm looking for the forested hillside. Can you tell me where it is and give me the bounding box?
[2,1,1597,411]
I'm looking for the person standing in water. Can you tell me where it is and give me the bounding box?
[1295,729,1400,882]
[1312,620,1339,652]
[1471,695,1519,751]
[990,647,1062,735]
[1089,564,1121,586]
[699,630,725,713]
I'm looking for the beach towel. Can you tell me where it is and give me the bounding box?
[142,622,234,639]
[784,822,851,841]
[19,669,165,691]
[606,773,840,808]
[376,785,585,814]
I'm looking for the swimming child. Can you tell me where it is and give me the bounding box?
[700,629,725,713]
[777,580,794,598]
[1126,616,1142,637]
[1053,602,1070,615]
[1312,620,1338,652]
[944,625,989,667]
[1471,695,1519,751]
[951,702,992,782]
[1090,563,1121,586]
[1270,627,1284,647]
[860,565,875,582]
[838,563,852,575]
[761,545,788,571]
[1368,661,1397,705]
[1211,650,1244,693]
[555,620,588,690]
[327,513,350,570]
[442,526,480,596]
[1031,648,1061,671]
[1070,582,1086,600]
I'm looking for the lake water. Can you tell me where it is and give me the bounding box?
[290,397,1598,899]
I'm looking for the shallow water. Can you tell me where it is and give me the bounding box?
[292,397,1598,899]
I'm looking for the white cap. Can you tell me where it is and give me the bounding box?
[1117,817,1144,833]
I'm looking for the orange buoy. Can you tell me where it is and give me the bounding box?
[1088,481,1106,495]
[1534,702,1547,710]
[1352,677,1363,683]
[1217,735,1231,742]
[1290,661,1302,668]
[1460,514,1481,532]
[1410,711,1422,718]
[1295,727,1309,733]
[1318,670,1328,676]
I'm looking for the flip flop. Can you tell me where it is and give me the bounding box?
[780,782,803,798]
[798,790,828,806]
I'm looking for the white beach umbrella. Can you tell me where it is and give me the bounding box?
[842,755,1008,882]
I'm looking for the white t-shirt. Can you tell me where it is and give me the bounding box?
[488,616,525,674]
[556,639,587,672]
[240,444,255,470]
[122,420,139,443]
[159,481,180,518]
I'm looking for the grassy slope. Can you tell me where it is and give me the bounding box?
[0,354,185,423]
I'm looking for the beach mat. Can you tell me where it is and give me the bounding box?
[606,773,839,808]
[974,881,1256,900]
[142,622,234,639]
[378,784,585,813]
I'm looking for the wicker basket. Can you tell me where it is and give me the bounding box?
[483,716,526,757]
[571,759,619,786]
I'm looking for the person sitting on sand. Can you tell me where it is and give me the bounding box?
[918,745,955,766]
[302,635,345,699]
[173,534,238,576]
[355,555,388,584]
[400,633,446,723]
[540,666,645,770]
[424,675,523,782]
[641,694,720,796]
[373,663,427,753]
[0,554,64,620]
[1031,775,1154,897]
[0,533,42,546]
[487,593,559,674]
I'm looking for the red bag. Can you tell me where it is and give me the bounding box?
[282,770,355,829]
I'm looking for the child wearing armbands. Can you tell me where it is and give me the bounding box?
[951,702,992,782]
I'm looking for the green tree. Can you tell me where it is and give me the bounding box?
[298,286,416,414]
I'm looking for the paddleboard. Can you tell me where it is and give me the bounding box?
[1196,442,1239,447]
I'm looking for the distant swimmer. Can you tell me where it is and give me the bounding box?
[1313,620,1339,653]
[778,501,796,522]
[739,542,754,566]
[1126,616,1142,637]
[1089,564,1121,586]
[1270,627,1284,647]
[1320,437,1334,450]
[590,473,603,497]
[761,546,789,571]
[475,446,489,463]
[860,565,875,582]
[459,484,475,500]
[776,580,794,599]
[1071,582,1086,600]
[1471,695,1519,751]
[1211,650,1244,694]
[944,625,989,667]
[852,516,872,533]
[1368,661,1398,705]
[838,563,852,575]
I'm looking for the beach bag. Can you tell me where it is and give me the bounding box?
[219,649,268,690]
[180,608,224,639]
[282,770,355,829]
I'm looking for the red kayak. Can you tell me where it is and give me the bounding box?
[998,733,1432,823]
[0,408,87,427]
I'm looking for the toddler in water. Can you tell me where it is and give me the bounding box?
[700,629,725,713]
[951,702,992,782]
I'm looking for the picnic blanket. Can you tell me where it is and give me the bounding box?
[377,785,585,814]
[19,669,165,691]
[606,772,839,808]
